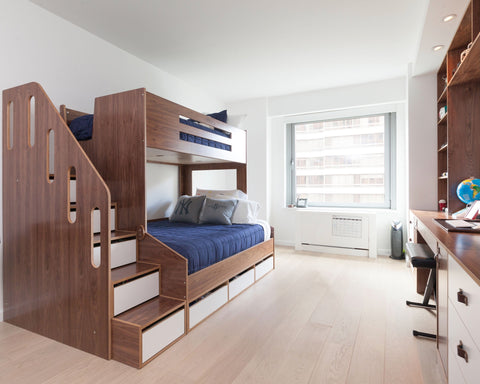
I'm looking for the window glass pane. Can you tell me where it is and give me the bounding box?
[292,114,391,208]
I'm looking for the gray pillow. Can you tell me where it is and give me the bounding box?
[199,198,237,225]
[170,195,206,223]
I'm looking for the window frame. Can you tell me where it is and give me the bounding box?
[286,111,396,209]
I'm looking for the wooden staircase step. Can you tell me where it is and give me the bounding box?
[114,296,185,329]
[93,230,136,245]
[112,262,159,286]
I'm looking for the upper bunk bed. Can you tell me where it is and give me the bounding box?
[60,88,248,232]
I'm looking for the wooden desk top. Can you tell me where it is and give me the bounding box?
[412,210,480,286]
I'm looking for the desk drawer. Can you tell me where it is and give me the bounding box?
[448,254,480,350]
[448,300,480,383]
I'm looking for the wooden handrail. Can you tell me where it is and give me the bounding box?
[2,82,112,359]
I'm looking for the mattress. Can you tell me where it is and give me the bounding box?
[147,221,265,274]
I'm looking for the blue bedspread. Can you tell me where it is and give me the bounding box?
[148,221,264,274]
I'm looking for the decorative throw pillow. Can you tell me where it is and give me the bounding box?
[69,114,94,140]
[207,110,227,123]
[199,198,237,225]
[196,188,248,200]
[232,199,260,224]
[169,195,206,223]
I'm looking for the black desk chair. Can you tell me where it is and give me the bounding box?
[405,242,436,340]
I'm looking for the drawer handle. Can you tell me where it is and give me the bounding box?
[457,289,468,306]
[457,341,468,363]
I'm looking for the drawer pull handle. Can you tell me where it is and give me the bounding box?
[457,289,468,306]
[457,341,468,363]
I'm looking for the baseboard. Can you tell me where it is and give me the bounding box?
[296,243,369,257]
[274,240,295,247]
[377,248,391,257]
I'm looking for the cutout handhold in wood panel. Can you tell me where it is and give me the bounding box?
[29,96,35,147]
[91,207,101,268]
[47,129,55,183]
[8,101,14,149]
[68,167,76,223]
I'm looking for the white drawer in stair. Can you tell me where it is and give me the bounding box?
[114,272,159,316]
[229,268,254,299]
[189,285,228,328]
[256,256,274,280]
[448,300,480,384]
[70,180,76,202]
[142,309,185,363]
[93,239,136,269]
[69,207,115,232]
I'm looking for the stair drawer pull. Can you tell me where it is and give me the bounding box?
[457,341,468,363]
[457,289,468,306]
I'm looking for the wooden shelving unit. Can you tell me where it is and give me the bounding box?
[436,1,480,213]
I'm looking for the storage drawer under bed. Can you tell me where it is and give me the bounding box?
[189,285,228,328]
[256,256,274,280]
[229,268,254,299]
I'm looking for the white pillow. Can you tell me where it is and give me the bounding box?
[232,199,260,224]
[227,114,247,129]
[196,188,248,200]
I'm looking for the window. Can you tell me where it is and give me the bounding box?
[287,112,395,208]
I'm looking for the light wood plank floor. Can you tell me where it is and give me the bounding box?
[0,247,446,384]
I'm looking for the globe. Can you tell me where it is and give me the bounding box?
[456,178,480,204]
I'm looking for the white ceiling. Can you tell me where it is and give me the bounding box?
[31,0,469,103]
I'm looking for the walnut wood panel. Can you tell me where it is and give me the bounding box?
[114,297,184,328]
[85,88,147,231]
[145,92,246,164]
[2,82,111,358]
[411,210,480,285]
[59,105,88,125]
[180,162,247,195]
[137,233,187,300]
[188,239,274,302]
[450,3,472,51]
[111,263,159,285]
[473,0,480,40]
[447,83,480,213]
[111,319,141,368]
[450,33,480,86]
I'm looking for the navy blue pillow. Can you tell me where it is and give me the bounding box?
[69,114,93,141]
[207,110,227,123]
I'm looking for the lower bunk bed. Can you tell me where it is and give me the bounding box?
[112,217,275,368]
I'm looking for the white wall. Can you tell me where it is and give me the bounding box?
[407,70,437,211]
[227,98,270,219]
[0,0,225,321]
[230,77,408,255]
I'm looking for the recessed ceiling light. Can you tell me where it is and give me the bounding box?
[443,14,457,22]
[433,45,444,51]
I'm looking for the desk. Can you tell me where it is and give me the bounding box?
[411,210,480,384]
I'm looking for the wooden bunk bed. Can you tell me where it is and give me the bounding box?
[3,83,274,369]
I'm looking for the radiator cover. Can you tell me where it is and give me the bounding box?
[295,211,377,257]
